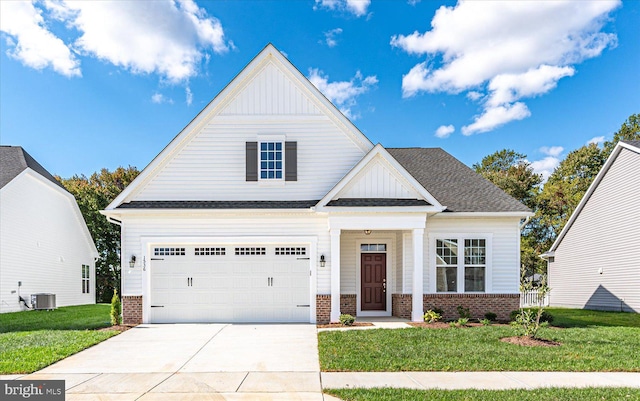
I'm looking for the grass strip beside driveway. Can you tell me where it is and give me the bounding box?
[0,330,117,373]
[0,304,119,374]
[326,387,640,401]
[319,325,640,372]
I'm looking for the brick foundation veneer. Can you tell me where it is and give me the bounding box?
[340,294,357,316]
[122,295,143,325]
[423,293,519,321]
[316,295,331,324]
[392,294,412,319]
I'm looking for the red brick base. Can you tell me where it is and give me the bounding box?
[423,293,519,321]
[122,295,143,325]
[316,295,331,324]
[392,294,412,319]
[340,294,357,316]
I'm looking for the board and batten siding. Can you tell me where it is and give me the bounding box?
[335,156,422,199]
[121,214,331,296]
[0,173,95,313]
[549,147,640,312]
[425,216,522,293]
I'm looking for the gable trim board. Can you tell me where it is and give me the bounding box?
[102,44,531,324]
[543,140,640,257]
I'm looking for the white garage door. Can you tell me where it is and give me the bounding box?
[149,244,310,323]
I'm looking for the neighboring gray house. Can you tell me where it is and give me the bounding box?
[0,146,98,313]
[542,140,640,313]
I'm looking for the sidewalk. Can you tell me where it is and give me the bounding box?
[321,371,640,390]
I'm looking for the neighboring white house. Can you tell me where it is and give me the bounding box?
[0,146,98,313]
[542,140,640,313]
[102,44,532,324]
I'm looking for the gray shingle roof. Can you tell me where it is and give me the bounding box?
[326,198,430,207]
[621,140,640,148]
[0,146,65,190]
[387,148,531,213]
[117,200,319,209]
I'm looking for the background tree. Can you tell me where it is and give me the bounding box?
[58,166,139,303]
[602,113,640,158]
[473,150,544,277]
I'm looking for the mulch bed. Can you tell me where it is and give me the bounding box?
[317,322,375,328]
[500,336,561,347]
[408,322,510,329]
[97,324,137,332]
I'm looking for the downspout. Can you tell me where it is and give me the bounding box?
[519,215,531,231]
[107,216,122,226]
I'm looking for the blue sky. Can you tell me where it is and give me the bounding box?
[1,0,638,180]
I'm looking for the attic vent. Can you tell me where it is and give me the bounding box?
[275,247,307,256]
[195,247,226,256]
[154,247,186,256]
[235,247,266,256]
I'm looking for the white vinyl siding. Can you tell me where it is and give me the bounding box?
[549,147,640,312]
[0,172,96,313]
[133,118,365,201]
[426,216,521,294]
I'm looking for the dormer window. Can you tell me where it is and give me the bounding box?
[260,142,283,179]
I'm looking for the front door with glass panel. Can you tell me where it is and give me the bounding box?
[361,253,386,310]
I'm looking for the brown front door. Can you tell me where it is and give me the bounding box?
[361,253,386,311]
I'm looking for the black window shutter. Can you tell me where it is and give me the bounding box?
[285,141,297,181]
[246,142,258,181]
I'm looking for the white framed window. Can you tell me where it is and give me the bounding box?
[195,247,226,256]
[235,247,266,256]
[275,247,307,255]
[82,264,90,294]
[464,239,486,292]
[432,235,491,293]
[360,244,387,252]
[259,142,283,180]
[154,247,186,256]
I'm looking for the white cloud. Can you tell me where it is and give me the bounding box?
[408,0,421,5]
[461,102,530,135]
[315,0,371,17]
[185,86,193,106]
[0,0,80,77]
[1,0,230,83]
[151,93,174,104]
[587,136,605,145]
[540,146,564,157]
[308,68,377,119]
[391,0,620,134]
[323,28,343,48]
[435,125,455,138]
[530,145,564,181]
[466,91,483,101]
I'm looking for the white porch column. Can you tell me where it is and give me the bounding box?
[412,228,424,322]
[330,229,341,322]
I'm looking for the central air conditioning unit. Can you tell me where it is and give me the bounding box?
[31,293,56,310]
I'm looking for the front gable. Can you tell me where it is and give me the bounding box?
[317,144,445,211]
[107,44,373,209]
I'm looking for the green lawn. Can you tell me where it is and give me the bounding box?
[326,387,640,401]
[546,307,640,328]
[318,309,640,372]
[0,304,119,374]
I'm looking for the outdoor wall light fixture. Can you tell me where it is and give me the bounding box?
[320,255,326,267]
[364,230,372,235]
[129,255,136,268]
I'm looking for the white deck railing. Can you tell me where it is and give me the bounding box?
[520,290,549,308]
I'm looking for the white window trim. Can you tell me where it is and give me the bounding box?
[355,236,395,317]
[257,134,286,184]
[428,233,493,294]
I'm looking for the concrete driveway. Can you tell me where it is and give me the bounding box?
[18,324,325,400]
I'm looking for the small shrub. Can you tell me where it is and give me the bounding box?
[456,305,471,319]
[510,310,521,321]
[480,318,491,326]
[448,321,458,328]
[511,309,554,323]
[457,317,469,326]
[110,290,122,326]
[339,314,355,326]
[432,307,444,316]
[510,309,549,338]
[423,310,442,323]
[484,312,497,321]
